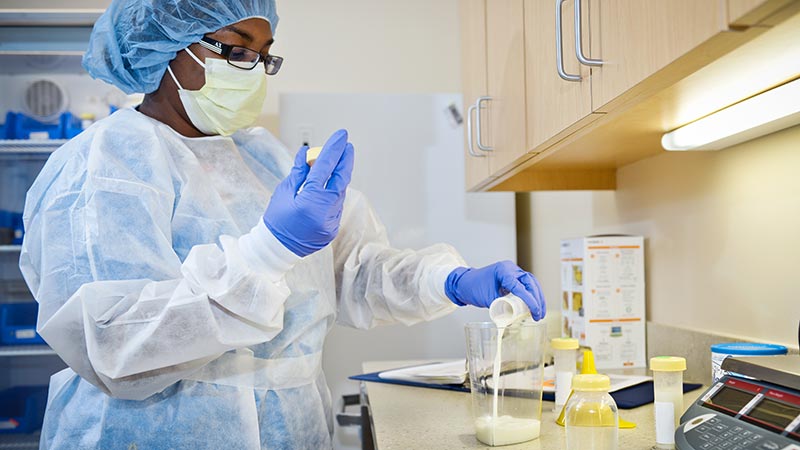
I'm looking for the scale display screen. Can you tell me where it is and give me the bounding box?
[707,386,756,415]
[747,397,800,430]
[679,358,800,449]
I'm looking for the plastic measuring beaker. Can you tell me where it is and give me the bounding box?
[465,321,546,446]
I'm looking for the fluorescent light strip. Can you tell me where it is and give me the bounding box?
[662,77,800,151]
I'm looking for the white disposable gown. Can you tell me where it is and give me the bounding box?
[19,108,463,449]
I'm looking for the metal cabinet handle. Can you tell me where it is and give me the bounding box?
[466,104,485,157]
[556,0,582,81]
[574,0,604,66]
[336,393,376,450]
[475,96,494,151]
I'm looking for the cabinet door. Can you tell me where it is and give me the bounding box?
[589,0,725,111]
[524,0,592,150]
[729,0,770,23]
[728,0,796,26]
[460,0,492,191]
[485,0,528,175]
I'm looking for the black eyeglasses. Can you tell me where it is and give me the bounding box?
[198,36,283,75]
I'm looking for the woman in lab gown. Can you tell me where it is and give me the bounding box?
[19,1,545,449]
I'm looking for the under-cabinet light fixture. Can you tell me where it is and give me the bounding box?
[662,77,800,151]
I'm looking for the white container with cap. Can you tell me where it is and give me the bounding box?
[565,374,618,450]
[650,356,687,450]
[710,342,788,383]
[551,337,579,411]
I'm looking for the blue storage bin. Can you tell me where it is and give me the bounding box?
[0,386,48,434]
[1,111,87,139]
[60,112,83,139]
[1,112,16,139]
[0,303,45,346]
[0,210,12,244]
[0,211,23,245]
[5,112,61,140]
[10,212,24,245]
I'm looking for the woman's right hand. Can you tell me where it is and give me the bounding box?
[263,129,355,257]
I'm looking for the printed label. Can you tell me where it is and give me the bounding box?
[655,401,676,444]
[555,372,573,406]
[0,419,19,430]
[15,329,36,339]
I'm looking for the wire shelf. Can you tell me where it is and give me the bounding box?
[0,345,57,357]
[0,140,65,155]
[0,433,40,449]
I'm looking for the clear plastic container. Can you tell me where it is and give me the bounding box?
[650,356,686,449]
[565,374,618,450]
[710,342,787,382]
[465,321,546,447]
[551,337,579,411]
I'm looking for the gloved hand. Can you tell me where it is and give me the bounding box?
[445,261,546,321]
[264,129,355,257]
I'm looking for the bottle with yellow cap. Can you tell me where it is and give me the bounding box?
[306,146,323,166]
[650,356,687,449]
[565,374,619,450]
[551,337,579,411]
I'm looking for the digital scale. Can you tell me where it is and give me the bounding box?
[677,355,800,450]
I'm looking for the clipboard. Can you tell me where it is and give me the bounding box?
[349,363,702,409]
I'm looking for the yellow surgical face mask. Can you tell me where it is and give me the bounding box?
[167,47,267,136]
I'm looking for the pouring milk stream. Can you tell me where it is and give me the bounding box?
[474,294,541,446]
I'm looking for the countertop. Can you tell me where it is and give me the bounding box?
[362,360,704,450]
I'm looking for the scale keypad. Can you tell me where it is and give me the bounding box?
[691,417,783,450]
[680,374,800,450]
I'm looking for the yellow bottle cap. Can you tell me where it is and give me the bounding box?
[551,337,579,350]
[306,146,323,166]
[650,356,687,372]
[571,374,610,392]
[79,113,96,120]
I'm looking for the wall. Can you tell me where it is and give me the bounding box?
[262,1,462,130]
[2,0,462,133]
[524,125,800,350]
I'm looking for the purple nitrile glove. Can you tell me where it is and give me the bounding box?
[263,129,355,257]
[445,261,546,321]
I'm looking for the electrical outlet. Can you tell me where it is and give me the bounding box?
[297,125,313,147]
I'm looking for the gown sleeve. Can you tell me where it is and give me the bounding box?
[331,189,465,329]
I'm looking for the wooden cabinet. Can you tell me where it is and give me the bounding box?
[729,0,771,23]
[459,0,527,188]
[588,0,725,111]
[525,0,724,141]
[484,0,528,175]
[727,0,796,26]
[524,0,593,151]
[460,0,800,191]
[459,0,491,190]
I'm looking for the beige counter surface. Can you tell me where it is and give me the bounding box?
[362,361,704,450]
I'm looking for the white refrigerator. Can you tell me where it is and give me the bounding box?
[279,93,516,449]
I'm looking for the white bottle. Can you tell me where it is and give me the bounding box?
[80,113,96,130]
[488,293,530,327]
[650,356,687,450]
[551,337,579,411]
